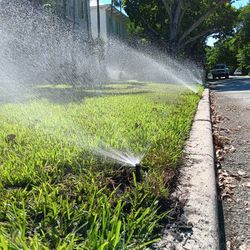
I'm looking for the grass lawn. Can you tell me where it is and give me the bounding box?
[0,82,202,249]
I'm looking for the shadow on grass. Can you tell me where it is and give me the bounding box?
[34,87,151,104]
[0,82,151,104]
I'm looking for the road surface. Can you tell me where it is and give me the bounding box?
[210,76,250,250]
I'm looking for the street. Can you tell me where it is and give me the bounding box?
[210,76,250,250]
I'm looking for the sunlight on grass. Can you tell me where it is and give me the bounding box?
[0,82,203,248]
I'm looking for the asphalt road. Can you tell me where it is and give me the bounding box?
[210,76,250,250]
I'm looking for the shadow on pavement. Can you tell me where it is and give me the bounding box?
[209,77,250,92]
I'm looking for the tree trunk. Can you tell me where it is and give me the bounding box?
[161,0,226,52]
[169,0,183,43]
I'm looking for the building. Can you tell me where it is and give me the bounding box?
[90,3,128,41]
[55,0,129,41]
[56,0,91,37]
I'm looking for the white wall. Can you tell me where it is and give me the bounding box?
[56,0,91,37]
[90,5,128,41]
[90,6,108,40]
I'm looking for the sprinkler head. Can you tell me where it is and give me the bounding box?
[135,163,142,182]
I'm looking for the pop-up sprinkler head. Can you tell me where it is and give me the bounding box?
[135,163,142,182]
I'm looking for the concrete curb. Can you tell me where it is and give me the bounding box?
[158,88,219,249]
[180,88,219,249]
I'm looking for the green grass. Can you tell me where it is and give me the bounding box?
[0,82,202,249]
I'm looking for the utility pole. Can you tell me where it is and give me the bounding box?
[63,0,67,18]
[110,0,114,36]
[72,0,76,29]
[97,0,100,39]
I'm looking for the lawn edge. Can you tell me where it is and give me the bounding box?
[158,88,220,250]
[182,88,219,249]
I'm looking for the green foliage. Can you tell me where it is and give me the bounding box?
[205,39,238,72]
[123,0,237,56]
[236,44,250,73]
[206,3,250,74]
[237,3,250,45]
[0,82,202,248]
[235,3,250,72]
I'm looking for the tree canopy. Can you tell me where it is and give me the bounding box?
[235,3,250,72]
[206,3,250,74]
[123,0,238,56]
[206,39,238,73]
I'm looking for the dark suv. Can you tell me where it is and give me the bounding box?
[212,64,229,79]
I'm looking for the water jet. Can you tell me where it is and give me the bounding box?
[0,0,203,168]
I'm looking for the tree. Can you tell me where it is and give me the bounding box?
[235,3,250,73]
[206,40,238,73]
[206,3,250,75]
[123,0,237,55]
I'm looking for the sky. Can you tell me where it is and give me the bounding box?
[232,0,249,8]
[90,0,111,6]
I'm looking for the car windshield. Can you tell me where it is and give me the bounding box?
[214,65,226,69]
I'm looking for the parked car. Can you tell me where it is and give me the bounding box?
[234,68,242,76]
[211,64,229,79]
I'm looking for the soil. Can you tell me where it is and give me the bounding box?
[210,77,250,250]
[153,178,195,250]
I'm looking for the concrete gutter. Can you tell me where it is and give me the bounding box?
[157,88,220,249]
